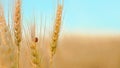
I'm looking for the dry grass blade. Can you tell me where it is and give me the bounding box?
[31,22,36,42]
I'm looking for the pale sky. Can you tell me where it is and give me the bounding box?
[2,0,120,34]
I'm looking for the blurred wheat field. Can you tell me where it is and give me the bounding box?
[1,34,120,68]
[54,34,120,68]
[1,0,120,68]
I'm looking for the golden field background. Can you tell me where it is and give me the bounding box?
[0,0,120,68]
[1,33,120,68]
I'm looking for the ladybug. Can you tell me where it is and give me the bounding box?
[34,37,38,42]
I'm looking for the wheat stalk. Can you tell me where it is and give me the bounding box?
[13,0,21,68]
[49,3,63,67]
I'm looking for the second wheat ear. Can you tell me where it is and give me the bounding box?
[30,24,41,68]
[14,0,22,68]
[50,3,63,64]
[30,38,41,68]
[0,5,8,46]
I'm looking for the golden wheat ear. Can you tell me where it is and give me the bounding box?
[0,3,16,68]
[13,0,22,68]
[14,0,21,45]
[0,4,8,46]
[49,1,64,66]
[29,19,41,68]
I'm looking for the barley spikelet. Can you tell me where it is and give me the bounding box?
[50,4,63,62]
[13,0,21,68]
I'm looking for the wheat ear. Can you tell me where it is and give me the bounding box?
[30,24,41,68]
[0,4,16,68]
[30,38,41,68]
[50,3,63,65]
[14,0,21,68]
[0,5,7,46]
